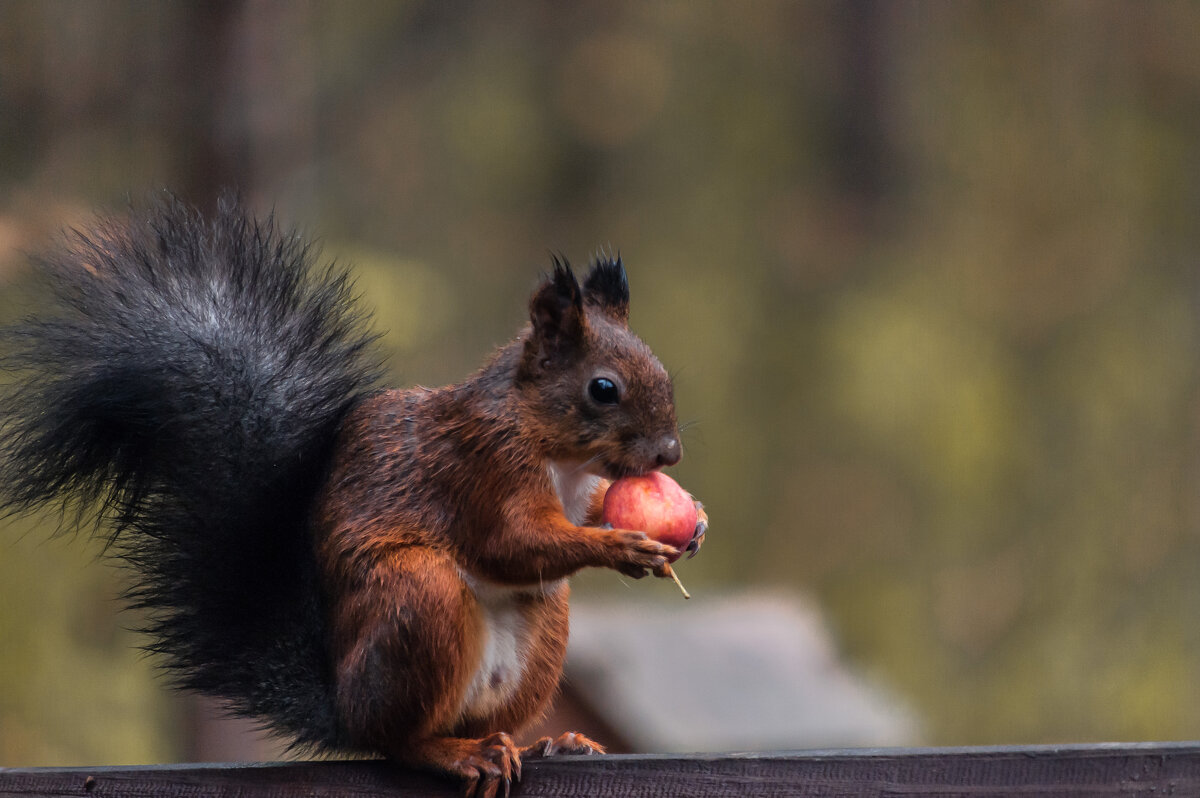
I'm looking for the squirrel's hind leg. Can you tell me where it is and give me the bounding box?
[406,730,604,798]
[520,731,606,758]
[407,733,522,798]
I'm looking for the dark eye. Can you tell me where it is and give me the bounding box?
[588,377,620,405]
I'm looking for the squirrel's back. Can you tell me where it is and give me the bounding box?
[0,196,381,748]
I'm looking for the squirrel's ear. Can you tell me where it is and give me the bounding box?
[527,255,586,365]
[582,254,630,324]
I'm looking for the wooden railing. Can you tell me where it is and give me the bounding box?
[4,742,1200,796]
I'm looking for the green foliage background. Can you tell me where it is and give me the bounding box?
[3,0,1200,763]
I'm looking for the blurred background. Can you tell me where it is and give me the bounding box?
[3,0,1200,765]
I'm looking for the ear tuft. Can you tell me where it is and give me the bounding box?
[548,254,583,307]
[527,254,585,366]
[583,253,630,322]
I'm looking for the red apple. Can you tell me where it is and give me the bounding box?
[602,471,698,561]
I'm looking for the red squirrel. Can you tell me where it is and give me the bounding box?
[0,197,707,797]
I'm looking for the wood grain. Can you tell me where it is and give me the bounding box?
[4,743,1200,797]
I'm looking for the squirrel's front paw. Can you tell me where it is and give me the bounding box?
[603,527,678,578]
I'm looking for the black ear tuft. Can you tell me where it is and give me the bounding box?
[583,253,630,322]
[527,255,585,365]
[548,254,583,307]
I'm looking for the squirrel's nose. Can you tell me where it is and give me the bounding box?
[655,436,682,468]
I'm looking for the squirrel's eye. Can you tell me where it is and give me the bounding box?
[588,377,620,405]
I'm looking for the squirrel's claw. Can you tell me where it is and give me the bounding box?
[687,501,708,559]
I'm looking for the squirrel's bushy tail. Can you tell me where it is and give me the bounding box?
[0,196,380,749]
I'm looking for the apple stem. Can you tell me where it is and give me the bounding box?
[664,564,691,599]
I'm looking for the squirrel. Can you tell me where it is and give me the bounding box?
[0,196,706,797]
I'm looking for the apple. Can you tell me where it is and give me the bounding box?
[602,471,698,562]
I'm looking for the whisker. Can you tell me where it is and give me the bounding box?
[678,418,705,454]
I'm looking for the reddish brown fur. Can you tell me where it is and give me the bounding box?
[312,261,697,794]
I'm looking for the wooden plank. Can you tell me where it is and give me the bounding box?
[3,743,1200,797]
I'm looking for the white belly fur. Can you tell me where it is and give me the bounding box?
[457,572,565,722]
[455,462,588,722]
[459,576,528,720]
